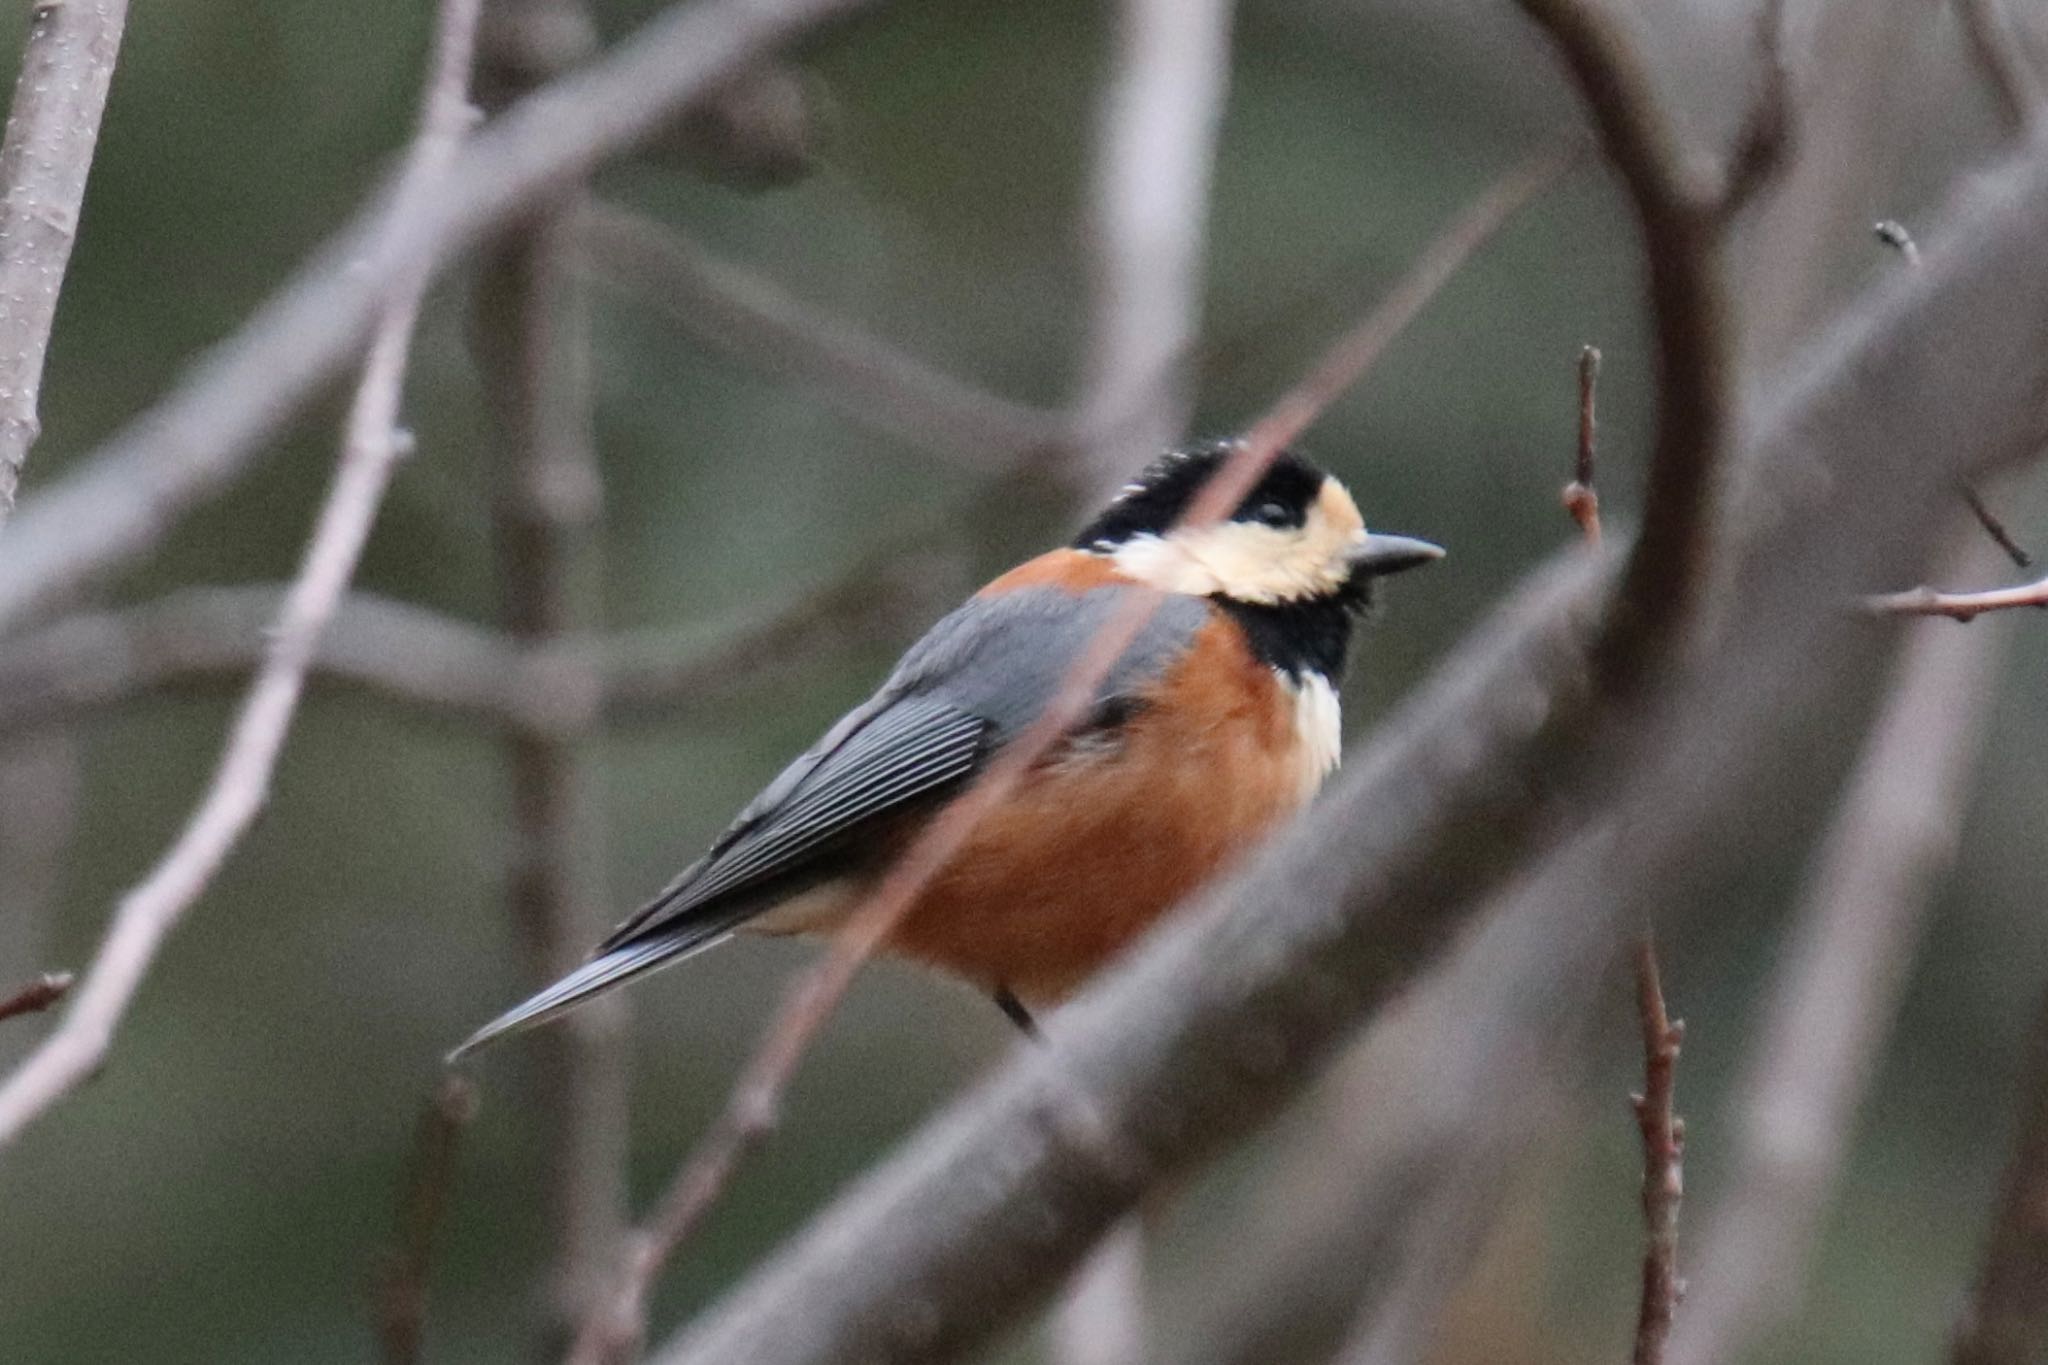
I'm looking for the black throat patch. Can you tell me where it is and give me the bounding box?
[1214,588,1366,684]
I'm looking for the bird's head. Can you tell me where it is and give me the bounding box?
[1072,441,1443,609]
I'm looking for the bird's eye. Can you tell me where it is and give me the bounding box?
[1252,499,1293,527]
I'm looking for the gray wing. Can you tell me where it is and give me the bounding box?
[448,584,1206,1058]
[606,583,1210,949]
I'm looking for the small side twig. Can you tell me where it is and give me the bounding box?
[1867,218,2039,610]
[1631,936,1685,1365]
[0,0,483,1153]
[1866,576,2048,620]
[565,147,1565,1365]
[375,1074,481,1365]
[1960,485,2034,569]
[1563,344,1603,546]
[0,972,72,1026]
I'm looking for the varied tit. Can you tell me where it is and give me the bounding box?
[452,441,1441,1055]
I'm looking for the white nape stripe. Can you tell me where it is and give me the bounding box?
[1281,669,1343,803]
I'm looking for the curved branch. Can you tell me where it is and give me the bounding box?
[0,0,131,521]
[0,0,874,639]
[1508,0,1734,690]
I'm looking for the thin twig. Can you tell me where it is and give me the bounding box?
[1865,575,2048,620]
[0,0,484,1153]
[1069,0,1234,500]
[0,0,131,522]
[375,1074,482,1365]
[567,147,1564,1365]
[474,0,627,1341]
[0,972,72,1026]
[1631,936,1685,1365]
[1667,533,2013,1365]
[1564,344,1603,546]
[1960,485,2033,569]
[1954,990,2048,1365]
[1873,219,2036,573]
[1954,0,2047,136]
[1507,0,1735,693]
[0,729,78,1070]
[580,203,1060,474]
[0,0,875,639]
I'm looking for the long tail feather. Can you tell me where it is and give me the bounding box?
[446,929,734,1062]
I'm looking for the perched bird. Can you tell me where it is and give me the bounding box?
[452,442,1441,1056]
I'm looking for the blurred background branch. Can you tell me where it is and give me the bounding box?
[0,0,130,520]
[472,0,629,1346]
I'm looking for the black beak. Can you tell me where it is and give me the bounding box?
[1349,533,1445,577]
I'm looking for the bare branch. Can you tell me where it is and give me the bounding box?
[1564,344,1603,545]
[1954,991,2048,1365]
[0,0,875,639]
[0,972,72,1026]
[0,546,956,738]
[1666,533,2013,1365]
[580,204,1060,474]
[1506,0,1733,692]
[647,134,2048,1365]
[1069,0,1234,499]
[375,1074,481,1365]
[473,0,628,1340]
[1866,575,2048,620]
[570,150,1562,1365]
[0,0,130,521]
[1631,937,1685,1365]
[0,0,484,1153]
[1955,0,2047,136]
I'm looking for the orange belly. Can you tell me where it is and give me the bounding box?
[886,613,1323,1004]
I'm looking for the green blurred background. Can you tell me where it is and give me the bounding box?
[2,0,2045,1361]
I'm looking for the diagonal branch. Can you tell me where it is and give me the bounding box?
[0,0,876,639]
[0,0,485,1154]
[0,0,131,521]
[579,204,1060,474]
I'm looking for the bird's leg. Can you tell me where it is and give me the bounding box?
[993,986,1042,1040]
